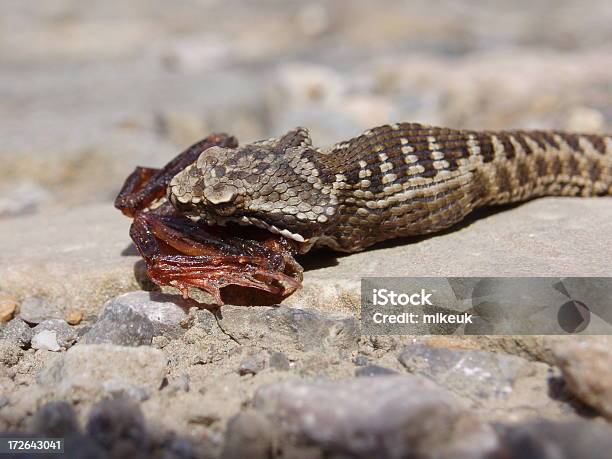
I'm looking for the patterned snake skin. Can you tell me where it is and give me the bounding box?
[168,123,612,253]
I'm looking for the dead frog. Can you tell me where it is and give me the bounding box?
[115,133,303,305]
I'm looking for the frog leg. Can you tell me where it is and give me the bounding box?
[129,210,301,304]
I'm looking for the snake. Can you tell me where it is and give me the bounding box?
[167,123,612,253]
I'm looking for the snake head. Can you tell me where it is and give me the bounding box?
[168,128,339,251]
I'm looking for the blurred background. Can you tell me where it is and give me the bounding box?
[1,0,611,218]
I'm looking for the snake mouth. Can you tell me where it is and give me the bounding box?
[189,212,307,244]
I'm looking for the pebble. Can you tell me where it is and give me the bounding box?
[18,297,63,324]
[352,355,370,366]
[31,330,61,352]
[238,352,267,376]
[32,319,77,350]
[252,375,498,459]
[268,351,290,371]
[82,300,155,346]
[86,292,189,343]
[194,308,217,333]
[132,291,190,338]
[64,310,83,325]
[0,318,33,347]
[553,338,612,420]
[0,294,18,323]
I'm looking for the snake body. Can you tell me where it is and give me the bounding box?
[168,123,612,253]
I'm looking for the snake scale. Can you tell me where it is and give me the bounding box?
[167,123,612,253]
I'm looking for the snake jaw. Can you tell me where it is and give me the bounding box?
[197,213,307,243]
[187,211,316,253]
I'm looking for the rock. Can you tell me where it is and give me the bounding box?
[106,291,190,338]
[252,376,498,459]
[18,297,62,324]
[268,351,290,371]
[553,338,612,420]
[355,364,398,377]
[217,305,359,354]
[238,352,267,376]
[303,198,612,284]
[64,310,83,325]
[352,355,370,367]
[0,317,33,347]
[82,292,190,345]
[31,401,79,436]
[0,205,140,317]
[0,293,18,323]
[2,198,612,320]
[38,344,167,398]
[398,343,534,400]
[31,330,61,352]
[86,397,148,457]
[0,340,22,366]
[32,319,78,350]
[221,411,273,459]
[194,308,217,333]
[83,300,155,346]
[495,419,612,459]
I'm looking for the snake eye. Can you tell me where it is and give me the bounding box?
[203,184,240,216]
[203,184,237,205]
